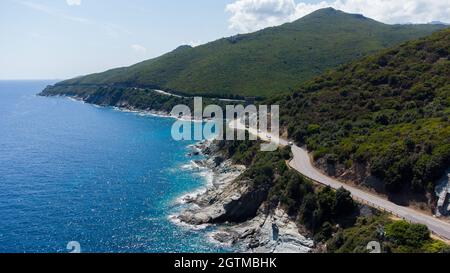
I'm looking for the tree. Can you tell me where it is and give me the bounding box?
[386,221,409,245]
[300,193,318,228]
[315,222,334,242]
[334,187,356,216]
[317,187,336,221]
[386,221,430,248]
[405,224,430,247]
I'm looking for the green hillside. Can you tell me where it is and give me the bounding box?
[274,29,450,195]
[44,8,446,98]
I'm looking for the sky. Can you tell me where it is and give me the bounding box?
[1,0,449,80]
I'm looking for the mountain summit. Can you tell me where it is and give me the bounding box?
[297,7,370,22]
[45,8,447,98]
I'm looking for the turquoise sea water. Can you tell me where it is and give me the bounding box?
[0,80,228,253]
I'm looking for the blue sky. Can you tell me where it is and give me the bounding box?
[1,0,448,79]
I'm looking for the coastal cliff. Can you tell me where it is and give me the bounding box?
[40,85,190,115]
[176,141,317,253]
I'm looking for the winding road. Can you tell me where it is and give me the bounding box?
[152,89,245,103]
[229,119,450,240]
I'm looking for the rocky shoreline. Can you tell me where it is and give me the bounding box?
[45,94,316,253]
[60,94,193,120]
[174,141,316,253]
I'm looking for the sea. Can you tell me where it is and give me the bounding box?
[0,80,230,253]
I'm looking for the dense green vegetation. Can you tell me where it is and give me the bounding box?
[44,8,445,98]
[274,29,450,195]
[41,85,191,113]
[328,215,450,253]
[218,140,448,252]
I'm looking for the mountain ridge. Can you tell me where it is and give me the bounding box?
[42,8,447,98]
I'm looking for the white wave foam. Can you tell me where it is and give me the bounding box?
[174,167,214,206]
[175,188,207,205]
[68,97,85,104]
[168,214,210,231]
[180,160,203,171]
[197,169,214,187]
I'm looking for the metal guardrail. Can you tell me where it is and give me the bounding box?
[292,162,449,240]
[291,160,407,216]
[297,169,414,221]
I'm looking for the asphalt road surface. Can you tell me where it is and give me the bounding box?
[229,119,450,240]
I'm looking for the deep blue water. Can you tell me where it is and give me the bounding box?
[0,80,227,253]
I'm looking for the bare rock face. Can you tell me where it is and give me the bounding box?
[210,208,314,253]
[315,157,380,188]
[179,140,267,225]
[178,177,268,225]
[213,181,271,224]
[436,172,450,217]
[175,140,315,253]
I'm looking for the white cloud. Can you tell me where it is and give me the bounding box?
[66,0,81,6]
[131,44,147,54]
[226,0,450,33]
[226,0,297,33]
[186,40,204,47]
